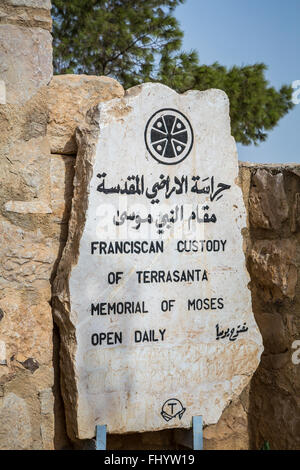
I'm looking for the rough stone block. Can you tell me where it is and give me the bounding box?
[0,393,31,450]
[249,239,297,301]
[0,24,52,104]
[50,154,75,223]
[6,0,51,8]
[47,74,124,154]
[249,169,289,231]
[0,219,57,289]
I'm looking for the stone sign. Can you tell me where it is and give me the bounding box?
[54,83,263,440]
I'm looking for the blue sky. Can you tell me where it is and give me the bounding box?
[175,0,300,164]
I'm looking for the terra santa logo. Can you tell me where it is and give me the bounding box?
[161,398,186,422]
[145,109,194,165]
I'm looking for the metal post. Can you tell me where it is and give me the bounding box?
[96,424,107,450]
[193,416,203,450]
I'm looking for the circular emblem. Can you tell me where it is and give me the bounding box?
[161,398,186,422]
[145,108,194,165]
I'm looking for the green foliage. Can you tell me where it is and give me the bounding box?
[52,0,185,86]
[261,441,271,450]
[158,57,294,145]
[52,0,294,146]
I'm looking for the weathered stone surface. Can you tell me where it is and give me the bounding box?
[0,2,52,30]
[48,75,124,155]
[203,397,250,450]
[0,393,31,449]
[0,0,55,451]
[5,0,51,8]
[0,219,57,288]
[0,227,55,449]
[1,135,50,204]
[240,162,300,450]
[0,340,7,365]
[249,367,300,449]
[0,288,52,367]
[291,193,300,233]
[38,387,55,448]
[49,154,76,286]
[0,24,52,104]
[39,388,54,414]
[0,87,49,158]
[0,72,56,453]
[255,312,288,354]
[249,169,289,230]
[0,80,6,104]
[54,83,263,440]
[0,199,55,447]
[249,239,297,301]
[50,154,75,224]
[5,200,52,214]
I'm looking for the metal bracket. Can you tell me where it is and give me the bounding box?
[174,416,203,450]
[192,416,203,450]
[95,417,203,450]
[95,424,107,450]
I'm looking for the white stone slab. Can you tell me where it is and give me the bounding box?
[54,83,263,439]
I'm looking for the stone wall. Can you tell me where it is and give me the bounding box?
[240,163,300,450]
[0,0,299,450]
[0,0,55,450]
